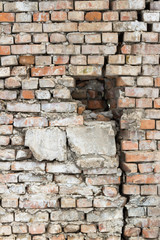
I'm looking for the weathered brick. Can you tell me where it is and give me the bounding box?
[118,98,135,108]
[0,90,17,100]
[33,34,48,43]
[33,12,49,22]
[47,44,80,55]
[0,226,12,235]
[113,22,147,32]
[136,98,152,108]
[31,66,65,76]
[81,225,96,233]
[67,33,84,43]
[36,90,51,99]
[75,1,109,10]
[13,23,42,32]
[112,0,145,10]
[68,11,84,21]
[152,23,160,32]
[85,34,101,43]
[150,2,160,10]
[39,1,73,11]
[12,45,45,54]
[7,103,40,112]
[0,113,13,124]
[50,33,66,43]
[61,198,76,208]
[109,55,125,64]
[103,11,119,21]
[42,102,77,113]
[29,224,45,234]
[48,224,62,234]
[22,78,38,89]
[79,22,112,32]
[82,45,116,55]
[88,56,104,65]
[125,87,159,98]
[106,65,141,76]
[142,32,158,43]
[0,136,10,146]
[15,33,31,43]
[44,23,77,32]
[11,161,45,171]
[102,33,118,43]
[121,11,137,21]
[69,65,102,76]
[16,13,31,22]
[49,116,83,127]
[51,11,67,21]
[4,2,38,12]
[123,185,140,195]
[0,125,13,135]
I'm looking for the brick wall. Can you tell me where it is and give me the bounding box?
[0,0,160,239]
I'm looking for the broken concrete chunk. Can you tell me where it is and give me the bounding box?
[25,128,67,161]
[66,122,116,156]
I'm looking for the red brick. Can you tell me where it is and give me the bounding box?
[85,12,101,21]
[126,174,160,184]
[118,98,135,108]
[53,56,69,65]
[154,98,160,108]
[33,12,49,22]
[19,56,35,65]
[31,66,65,76]
[0,13,14,22]
[0,46,10,55]
[125,151,157,162]
[20,90,35,99]
[154,162,160,173]
[140,120,155,129]
[155,78,160,87]
[121,140,138,150]
[87,100,105,110]
[121,45,131,54]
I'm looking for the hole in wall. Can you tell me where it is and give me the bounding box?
[71,77,119,121]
